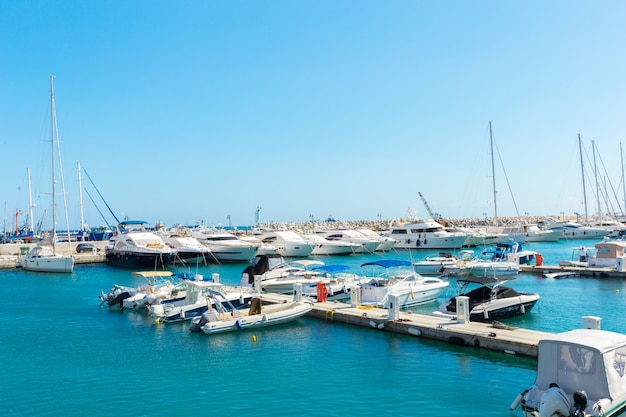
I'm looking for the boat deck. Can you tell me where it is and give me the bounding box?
[258,292,552,359]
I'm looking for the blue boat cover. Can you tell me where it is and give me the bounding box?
[360,260,411,268]
[313,265,351,272]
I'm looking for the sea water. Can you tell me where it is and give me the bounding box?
[1,238,624,416]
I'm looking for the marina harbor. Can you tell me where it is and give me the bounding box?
[4,218,626,417]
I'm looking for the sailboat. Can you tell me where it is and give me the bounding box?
[19,75,75,273]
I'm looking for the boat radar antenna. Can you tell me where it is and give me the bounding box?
[407,207,417,222]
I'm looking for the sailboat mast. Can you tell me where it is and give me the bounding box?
[621,142,625,217]
[592,140,601,224]
[489,121,498,227]
[27,167,34,233]
[578,134,589,224]
[50,74,57,251]
[78,161,85,238]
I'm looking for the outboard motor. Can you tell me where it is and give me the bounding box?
[539,384,571,417]
[189,314,207,333]
[108,291,131,308]
[572,391,588,417]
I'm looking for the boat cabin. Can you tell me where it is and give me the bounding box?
[522,328,626,416]
[588,241,626,271]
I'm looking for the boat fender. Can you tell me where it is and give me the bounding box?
[448,336,465,346]
[235,319,243,329]
[520,302,526,314]
[408,327,421,336]
[510,389,528,410]
[592,399,609,416]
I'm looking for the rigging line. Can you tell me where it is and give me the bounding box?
[84,188,113,229]
[491,131,521,219]
[594,144,623,217]
[82,168,120,224]
[54,117,72,243]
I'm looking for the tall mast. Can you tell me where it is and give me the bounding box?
[78,161,85,238]
[489,121,498,227]
[592,140,601,224]
[50,74,57,251]
[27,167,34,233]
[578,134,589,224]
[621,142,625,217]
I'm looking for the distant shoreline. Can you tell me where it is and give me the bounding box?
[256,215,567,233]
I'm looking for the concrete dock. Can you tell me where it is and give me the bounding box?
[519,264,624,278]
[259,292,552,359]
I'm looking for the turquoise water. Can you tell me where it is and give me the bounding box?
[1,239,624,416]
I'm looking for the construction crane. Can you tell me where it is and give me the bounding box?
[418,192,442,221]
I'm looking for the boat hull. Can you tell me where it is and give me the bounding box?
[20,255,74,273]
[199,302,312,334]
[205,247,258,262]
[105,250,176,269]
[470,298,539,322]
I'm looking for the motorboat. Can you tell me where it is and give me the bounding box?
[434,276,540,322]
[302,234,361,256]
[386,219,470,250]
[412,250,475,276]
[99,271,186,310]
[352,228,398,252]
[354,260,450,308]
[315,229,382,254]
[301,265,358,301]
[522,224,564,242]
[240,254,326,294]
[447,226,498,247]
[462,241,538,277]
[105,221,177,269]
[148,275,255,323]
[559,241,626,272]
[512,320,626,417]
[189,297,313,335]
[189,228,259,262]
[253,230,317,257]
[543,218,610,240]
[161,234,213,265]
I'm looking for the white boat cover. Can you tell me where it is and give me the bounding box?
[534,329,626,403]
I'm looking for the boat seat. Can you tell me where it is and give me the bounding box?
[248,297,262,315]
[202,309,220,322]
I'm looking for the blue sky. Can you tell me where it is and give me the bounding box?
[1,1,626,230]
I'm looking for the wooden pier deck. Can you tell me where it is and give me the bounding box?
[259,292,552,359]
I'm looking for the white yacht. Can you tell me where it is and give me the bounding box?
[354,260,449,308]
[352,228,398,252]
[189,228,259,262]
[240,254,326,294]
[105,221,177,269]
[253,230,317,257]
[386,219,470,250]
[161,234,212,265]
[315,229,381,254]
[543,218,610,240]
[302,234,361,256]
